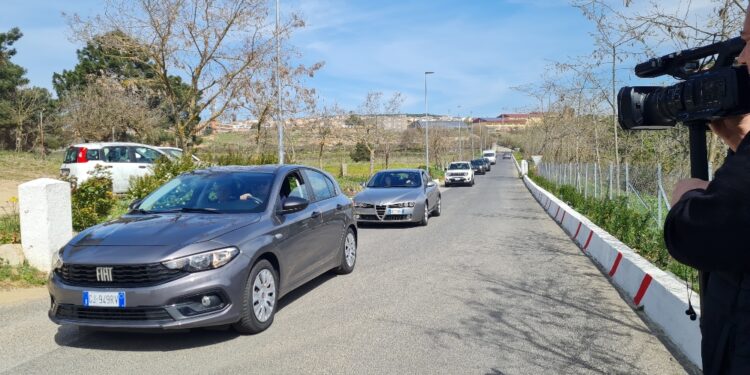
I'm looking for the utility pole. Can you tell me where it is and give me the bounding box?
[424,71,434,172]
[276,0,284,165]
[39,111,44,160]
[457,105,462,160]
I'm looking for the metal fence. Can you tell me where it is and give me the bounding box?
[536,161,711,228]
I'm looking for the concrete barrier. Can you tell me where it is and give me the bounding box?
[18,178,73,272]
[522,176,703,370]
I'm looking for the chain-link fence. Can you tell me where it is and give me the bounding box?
[535,161,714,229]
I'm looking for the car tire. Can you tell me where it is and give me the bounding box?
[420,202,429,226]
[432,196,442,217]
[335,228,357,275]
[445,182,450,187]
[233,259,278,334]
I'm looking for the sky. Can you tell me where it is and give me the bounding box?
[2,0,602,118]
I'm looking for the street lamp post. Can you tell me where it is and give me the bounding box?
[424,71,434,172]
[457,105,462,160]
[276,0,284,165]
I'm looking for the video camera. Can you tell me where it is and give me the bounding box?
[618,37,750,130]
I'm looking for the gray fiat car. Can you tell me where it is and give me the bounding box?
[353,169,441,226]
[48,165,356,334]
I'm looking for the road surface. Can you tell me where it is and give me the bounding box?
[0,159,694,374]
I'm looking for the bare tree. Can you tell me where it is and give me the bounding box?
[59,76,164,142]
[355,91,383,175]
[7,87,48,152]
[68,0,314,149]
[382,92,404,169]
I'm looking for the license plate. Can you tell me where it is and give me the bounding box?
[83,291,126,308]
[387,208,404,215]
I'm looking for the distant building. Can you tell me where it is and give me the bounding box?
[472,112,543,131]
[408,120,469,130]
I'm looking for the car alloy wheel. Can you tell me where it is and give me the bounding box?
[433,196,442,216]
[252,269,276,323]
[420,202,429,226]
[336,228,357,274]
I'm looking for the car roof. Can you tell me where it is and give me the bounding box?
[449,161,471,164]
[372,169,424,174]
[191,164,330,175]
[70,142,159,149]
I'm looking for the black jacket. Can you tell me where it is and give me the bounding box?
[665,133,750,375]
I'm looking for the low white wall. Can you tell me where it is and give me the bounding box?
[522,175,703,370]
[18,178,73,272]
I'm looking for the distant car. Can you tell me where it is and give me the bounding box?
[49,165,356,334]
[353,169,441,226]
[61,142,169,193]
[483,150,497,165]
[157,147,201,162]
[502,152,512,160]
[444,161,475,187]
[470,159,486,175]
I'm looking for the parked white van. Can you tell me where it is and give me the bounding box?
[60,142,169,193]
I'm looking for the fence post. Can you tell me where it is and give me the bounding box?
[584,163,589,198]
[657,163,663,225]
[594,163,599,198]
[625,162,630,207]
[609,163,613,200]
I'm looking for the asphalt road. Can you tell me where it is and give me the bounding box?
[0,159,694,375]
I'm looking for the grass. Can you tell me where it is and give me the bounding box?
[0,150,62,181]
[0,198,20,244]
[0,260,47,289]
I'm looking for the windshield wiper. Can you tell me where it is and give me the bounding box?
[129,208,153,215]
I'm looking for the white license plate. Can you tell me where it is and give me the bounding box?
[83,291,126,308]
[387,208,404,215]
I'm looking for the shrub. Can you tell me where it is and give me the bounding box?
[202,151,278,166]
[350,142,370,162]
[128,155,200,200]
[0,197,20,244]
[70,166,117,231]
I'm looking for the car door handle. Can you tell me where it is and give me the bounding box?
[336,204,345,211]
[138,165,147,169]
[311,211,321,218]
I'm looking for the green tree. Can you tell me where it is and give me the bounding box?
[0,27,29,129]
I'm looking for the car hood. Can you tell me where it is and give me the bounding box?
[71,212,261,247]
[354,188,423,205]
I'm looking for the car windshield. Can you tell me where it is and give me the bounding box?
[367,171,422,188]
[483,152,495,157]
[449,163,470,170]
[137,172,274,213]
[162,149,183,158]
[471,160,483,166]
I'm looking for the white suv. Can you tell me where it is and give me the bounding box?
[444,161,475,187]
[61,142,169,193]
[483,150,497,165]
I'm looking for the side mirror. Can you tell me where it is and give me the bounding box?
[128,198,143,210]
[360,182,366,188]
[278,196,309,215]
[427,181,437,188]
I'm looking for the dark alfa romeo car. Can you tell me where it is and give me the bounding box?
[48,165,356,334]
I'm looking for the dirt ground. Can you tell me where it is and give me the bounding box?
[0,287,46,305]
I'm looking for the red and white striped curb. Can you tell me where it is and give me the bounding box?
[522,175,703,369]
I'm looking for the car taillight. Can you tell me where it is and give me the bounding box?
[76,147,88,163]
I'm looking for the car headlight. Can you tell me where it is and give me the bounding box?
[52,249,64,271]
[354,202,372,208]
[162,247,240,272]
[392,202,416,208]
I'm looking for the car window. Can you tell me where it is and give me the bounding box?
[448,163,470,170]
[132,147,162,164]
[367,171,422,188]
[63,147,77,163]
[139,172,273,213]
[102,146,132,163]
[279,172,309,201]
[306,170,335,201]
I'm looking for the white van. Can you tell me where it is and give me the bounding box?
[482,150,497,165]
[60,142,169,193]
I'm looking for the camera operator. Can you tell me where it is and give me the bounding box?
[665,7,750,374]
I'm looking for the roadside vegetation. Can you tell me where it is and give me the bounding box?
[0,260,47,289]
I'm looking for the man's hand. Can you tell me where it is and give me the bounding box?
[239,193,253,201]
[671,178,709,206]
[709,114,750,152]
